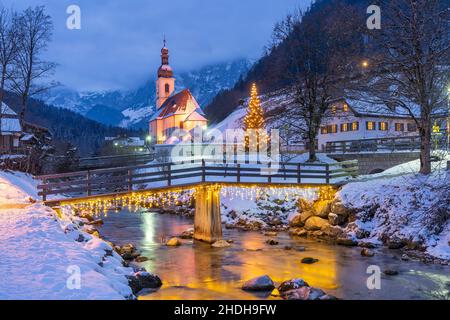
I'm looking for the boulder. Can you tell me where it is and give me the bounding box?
[330,201,349,217]
[135,256,149,263]
[361,248,374,257]
[297,198,313,213]
[278,278,309,293]
[180,228,194,239]
[120,243,136,254]
[304,216,329,231]
[266,239,279,245]
[127,271,162,295]
[166,237,181,246]
[281,286,326,300]
[336,237,358,247]
[312,200,331,218]
[328,213,346,226]
[211,240,231,248]
[321,225,344,238]
[301,257,319,264]
[289,228,307,237]
[268,217,282,226]
[242,275,275,291]
[289,210,315,228]
[87,219,103,226]
[388,240,406,249]
[384,269,399,276]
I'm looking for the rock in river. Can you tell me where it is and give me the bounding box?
[127,271,162,295]
[384,269,399,276]
[278,278,309,293]
[361,248,375,257]
[166,237,181,246]
[242,275,275,291]
[301,257,319,264]
[211,240,231,248]
[266,239,279,245]
[281,286,326,300]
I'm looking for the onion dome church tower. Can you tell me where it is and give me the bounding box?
[156,38,175,109]
[149,38,208,144]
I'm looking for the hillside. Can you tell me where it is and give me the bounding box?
[2,92,134,156]
[38,58,252,129]
[204,0,369,124]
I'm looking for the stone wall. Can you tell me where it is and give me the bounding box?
[329,152,420,174]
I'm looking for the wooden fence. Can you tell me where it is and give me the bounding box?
[37,159,358,201]
[78,153,155,170]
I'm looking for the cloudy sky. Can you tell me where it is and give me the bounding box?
[3,0,311,91]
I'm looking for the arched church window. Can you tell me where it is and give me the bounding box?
[165,83,170,93]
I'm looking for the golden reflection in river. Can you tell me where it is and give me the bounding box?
[138,214,339,300]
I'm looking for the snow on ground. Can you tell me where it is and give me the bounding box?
[338,156,450,260]
[0,171,134,299]
[119,106,154,128]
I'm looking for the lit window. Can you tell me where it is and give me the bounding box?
[343,103,349,112]
[327,124,337,134]
[395,123,404,131]
[341,123,349,132]
[351,122,359,131]
[331,105,337,113]
[366,121,376,131]
[379,122,388,131]
[321,127,328,134]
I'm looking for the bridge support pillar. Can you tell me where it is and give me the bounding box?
[193,184,222,243]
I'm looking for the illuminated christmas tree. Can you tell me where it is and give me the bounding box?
[243,83,267,151]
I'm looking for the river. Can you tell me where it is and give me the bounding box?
[97,208,450,300]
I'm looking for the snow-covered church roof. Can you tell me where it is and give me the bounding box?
[150,89,207,122]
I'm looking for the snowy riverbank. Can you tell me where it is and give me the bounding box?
[219,157,450,262]
[0,171,160,300]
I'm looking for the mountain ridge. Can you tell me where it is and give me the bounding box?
[38,58,252,129]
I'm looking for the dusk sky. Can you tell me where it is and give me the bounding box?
[5,0,310,91]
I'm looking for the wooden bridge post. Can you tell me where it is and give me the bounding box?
[193,184,222,243]
[42,178,47,202]
[87,170,91,196]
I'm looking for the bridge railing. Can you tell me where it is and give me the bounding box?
[78,153,155,170]
[326,136,422,154]
[36,159,358,201]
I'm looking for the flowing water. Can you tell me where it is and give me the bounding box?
[97,209,450,300]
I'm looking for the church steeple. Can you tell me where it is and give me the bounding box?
[156,37,175,109]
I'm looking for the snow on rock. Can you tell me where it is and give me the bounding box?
[0,171,137,299]
[221,186,319,230]
[337,159,450,261]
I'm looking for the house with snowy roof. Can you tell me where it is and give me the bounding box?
[317,96,448,152]
[0,102,22,153]
[149,41,207,144]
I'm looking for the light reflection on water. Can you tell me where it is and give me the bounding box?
[97,209,450,300]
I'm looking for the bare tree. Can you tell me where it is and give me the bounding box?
[270,2,365,161]
[355,0,449,174]
[9,6,56,126]
[0,7,20,133]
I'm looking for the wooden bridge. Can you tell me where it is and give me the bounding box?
[37,159,358,243]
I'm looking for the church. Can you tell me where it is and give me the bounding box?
[149,41,208,144]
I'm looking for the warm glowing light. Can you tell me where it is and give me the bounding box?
[361,60,369,68]
[432,122,440,133]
